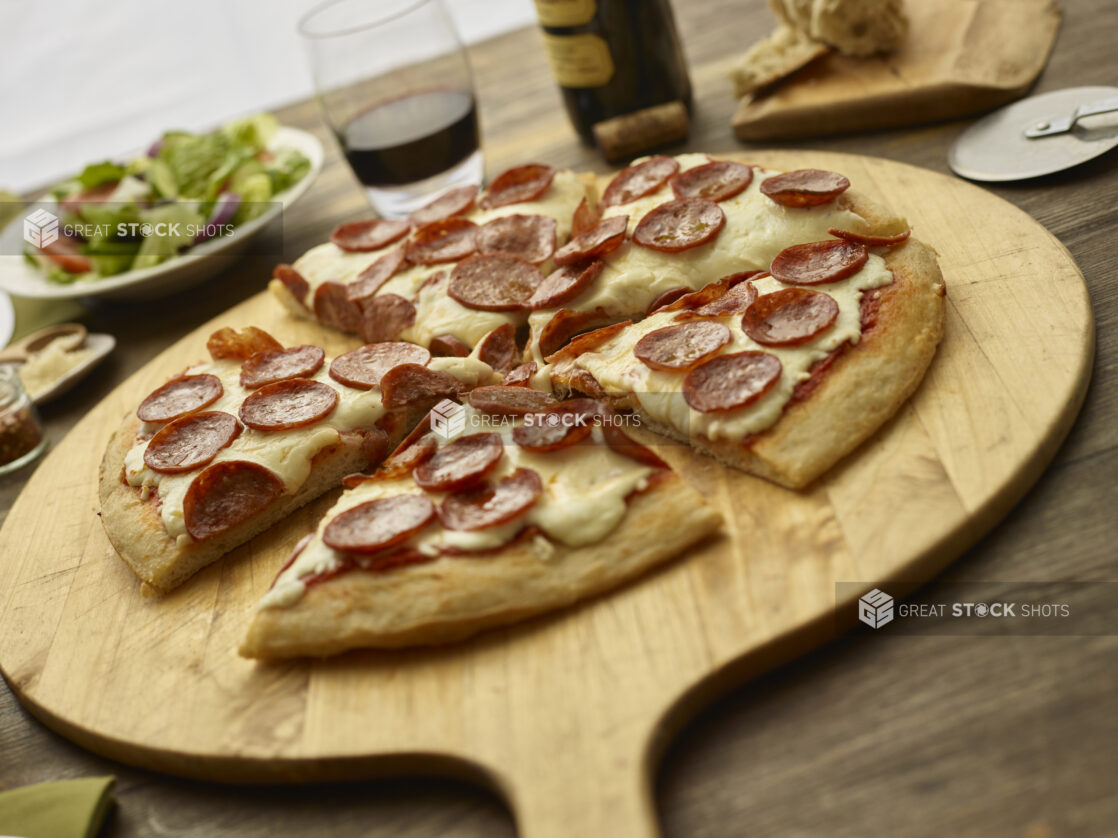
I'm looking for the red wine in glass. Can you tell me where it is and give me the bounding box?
[300,0,483,217]
[340,89,479,188]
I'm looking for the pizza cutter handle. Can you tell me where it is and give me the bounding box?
[1025,95,1118,138]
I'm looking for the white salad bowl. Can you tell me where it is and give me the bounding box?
[0,126,323,301]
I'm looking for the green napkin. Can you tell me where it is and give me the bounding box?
[0,776,115,838]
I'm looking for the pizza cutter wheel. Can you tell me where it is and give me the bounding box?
[949,86,1118,182]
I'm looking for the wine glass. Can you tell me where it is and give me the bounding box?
[299,0,483,218]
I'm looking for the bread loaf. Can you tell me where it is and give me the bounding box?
[730,0,908,97]
[771,0,908,57]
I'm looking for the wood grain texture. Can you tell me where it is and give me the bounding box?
[3,1,1117,835]
[732,0,1061,139]
[0,152,1093,838]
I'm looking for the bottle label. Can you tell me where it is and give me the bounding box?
[540,32,614,88]
[534,0,596,27]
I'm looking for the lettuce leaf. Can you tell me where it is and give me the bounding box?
[77,161,126,190]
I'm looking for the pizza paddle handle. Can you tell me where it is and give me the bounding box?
[508,758,660,838]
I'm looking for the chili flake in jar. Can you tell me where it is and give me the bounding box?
[0,365,47,474]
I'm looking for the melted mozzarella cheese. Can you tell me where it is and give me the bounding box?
[124,357,496,540]
[259,405,656,609]
[555,259,894,442]
[526,154,873,358]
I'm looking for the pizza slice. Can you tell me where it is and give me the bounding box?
[268,163,593,367]
[548,229,944,488]
[240,387,721,658]
[524,154,915,359]
[99,327,496,593]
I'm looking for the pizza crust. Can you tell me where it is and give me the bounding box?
[239,474,722,658]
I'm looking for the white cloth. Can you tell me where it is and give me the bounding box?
[0,0,536,192]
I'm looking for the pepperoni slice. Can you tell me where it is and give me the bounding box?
[553,215,628,266]
[678,280,759,320]
[760,169,850,208]
[206,327,283,361]
[476,323,520,372]
[329,342,431,390]
[331,218,411,252]
[183,461,285,541]
[414,432,504,491]
[742,288,839,347]
[634,321,731,372]
[323,495,435,554]
[512,399,599,452]
[137,374,223,424]
[360,293,416,344]
[430,334,470,357]
[314,281,364,333]
[447,254,544,311]
[347,246,406,304]
[648,287,690,313]
[239,379,338,430]
[571,196,601,237]
[660,272,760,315]
[542,317,628,363]
[409,185,478,227]
[380,432,438,479]
[480,164,555,209]
[564,368,608,399]
[670,160,754,202]
[601,156,679,207]
[633,198,725,253]
[827,227,911,247]
[406,217,478,265]
[272,265,310,306]
[361,426,391,469]
[771,240,868,286]
[467,385,557,415]
[438,468,543,531]
[502,361,537,387]
[683,352,782,413]
[528,260,603,310]
[240,345,325,390]
[477,214,557,264]
[143,411,241,474]
[380,364,463,409]
[600,421,667,469]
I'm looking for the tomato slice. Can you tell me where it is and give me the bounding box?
[39,237,93,274]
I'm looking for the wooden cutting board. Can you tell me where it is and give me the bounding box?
[0,152,1093,838]
[733,0,1061,140]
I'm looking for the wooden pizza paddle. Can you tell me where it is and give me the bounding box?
[0,152,1093,838]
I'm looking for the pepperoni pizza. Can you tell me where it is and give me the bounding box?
[268,163,594,362]
[96,152,944,657]
[240,390,721,657]
[99,327,496,593]
[532,156,943,488]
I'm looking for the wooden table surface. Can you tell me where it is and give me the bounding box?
[3,0,1116,835]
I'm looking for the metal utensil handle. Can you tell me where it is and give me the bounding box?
[1025,96,1118,138]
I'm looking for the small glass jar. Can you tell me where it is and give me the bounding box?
[0,365,48,476]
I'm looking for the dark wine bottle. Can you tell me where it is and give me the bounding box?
[534,0,692,143]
